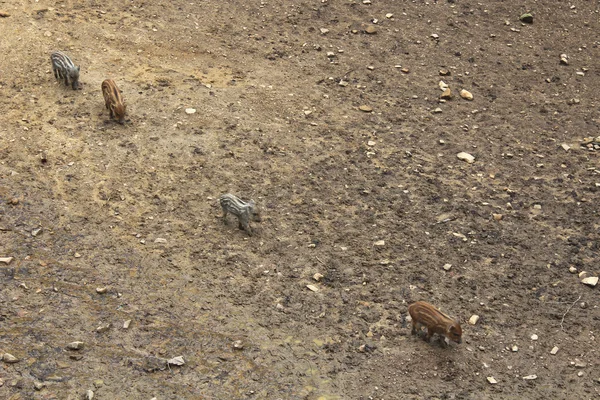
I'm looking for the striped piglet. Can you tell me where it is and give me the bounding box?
[50,51,80,90]
[101,79,127,124]
[219,194,262,236]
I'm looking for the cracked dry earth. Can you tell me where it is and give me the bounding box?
[0,0,599,399]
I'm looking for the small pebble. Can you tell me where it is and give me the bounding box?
[487,376,498,384]
[512,345,519,352]
[550,346,559,355]
[34,382,45,391]
[569,266,577,273]
[440,88,452,100]
[2,353,18,363]
[0,11,11,17]
[457,152,475,163]
[168,356,185,366]
[365,25,377,34]
[531,334,538,341]
[0,257,14,264]
[560,54,569,65]
[522,375,537,380]
[492,213,503,221]
[67,341,85,350]
[433,107,443,114]
[519,13,534,23]
[10,198,19,205]
[581,276,598,287]
[154,238,167,243]
[313,273,324,281]
[561,143,571,151]
[439,69,451,76]
[96,287,107,294]
[460,89,474,100]
[86,390,94,400]
[123,320,131,329]
[574,359,586,368]
[185,108,196,114]
[359,105,373,112]
[306,284,319,292]
[320,28,329,34]
[469,315,480,325]
[374,240,385,247]
[232,340,244,350]
[96,324,111,333]
[442,263,452,271]
[385,13,393,18]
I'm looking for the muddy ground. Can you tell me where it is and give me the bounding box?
[0,0,599,399]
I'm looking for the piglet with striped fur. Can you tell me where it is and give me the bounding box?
[50,51,80,90]
[101,79,127,124]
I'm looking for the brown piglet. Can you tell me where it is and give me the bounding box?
[101,79,126,124]
[408,301,462,345]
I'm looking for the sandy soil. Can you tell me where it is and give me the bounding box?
[0,0,599,399]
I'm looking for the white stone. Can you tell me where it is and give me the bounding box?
[374,240,385,247]
[123,320,131,329]
[531,334,538,341]
[561,143,571,151]
[0,257,13,264]
[306,285,319,292]
[320,28,329,34]
[442,263,452,271]
[581,276,598,287]
[185,108,196,114]
[522,375,537,380]
[469,315,480,325]
[487,376,498,384]
[550,346,559,355]
[457,152,475,163]
[460,89,474,100]
[66,341,85,350]
[2,353,18,363]
[168,356,185,366]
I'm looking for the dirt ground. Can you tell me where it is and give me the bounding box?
[1,0,599,399]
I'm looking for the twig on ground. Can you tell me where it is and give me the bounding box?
[560,295,582,330]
